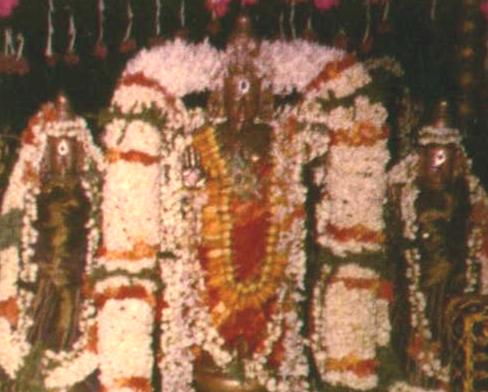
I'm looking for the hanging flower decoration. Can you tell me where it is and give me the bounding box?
[149,0,166,46]
[44,0,57,66]
[0,0,19,18]
[314,0,339,11]
[0,29,29,75]
[94,0,107,59]
[205,0,231,18]
[64,13,80,65]
[119,0,137,54]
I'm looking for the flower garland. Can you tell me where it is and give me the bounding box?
[0,100,104,389]
[311,263,392,391]
[387,147,488,385]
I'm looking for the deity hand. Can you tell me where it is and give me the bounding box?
[182,146,205,189]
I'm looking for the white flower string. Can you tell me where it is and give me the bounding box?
[382,0,391,22]
[279,10,285,39]
[97,0,105,45]
[15,32,24,60]
[155,0,162,36]
[67,13,76,54]
[123,0,134,44]
[363,0,372,43]
[3,27,13,56]
[180,0,186,29]
[290,0,297,39]
[45,0,54,60]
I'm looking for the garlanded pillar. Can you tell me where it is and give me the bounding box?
[301,53,393,390]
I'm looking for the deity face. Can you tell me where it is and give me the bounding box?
[44,136,82,179]
[418,143,456,190]
[223,67,261,132]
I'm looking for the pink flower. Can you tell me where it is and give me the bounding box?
[241,0,257,5]
[481,0,488,21]
[206,0,231,18]
[0,0,19,18]
[314,0,339,11]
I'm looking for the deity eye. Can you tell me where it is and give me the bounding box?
[432,149,446,167]
[57,139,70,156]
[238,79,250,94]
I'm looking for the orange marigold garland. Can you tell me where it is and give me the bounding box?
[193,127,291,321]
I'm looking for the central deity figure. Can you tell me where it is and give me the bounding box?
[170,15,311,392]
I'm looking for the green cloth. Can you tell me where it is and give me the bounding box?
[0,209,22,250]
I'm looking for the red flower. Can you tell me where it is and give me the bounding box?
[94,41,108,60]
[119,38,137,54]
[314,0,339,11]
[205,0,231,18]
[481,1,488,21]
[0,0,19,18]
[14,57,29,75]
[45,54,58,67]
[148,36,166,48]
[64,52,80,66]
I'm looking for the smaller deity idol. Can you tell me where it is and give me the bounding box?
[190,16,275,391]
[0,95,102,391]
[29,99,90,351]
[387,101,486,388]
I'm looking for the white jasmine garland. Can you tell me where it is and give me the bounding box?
[311,264,391,391]
[101,117,161,265]
[259,40,345,95]
[98,298,154,388]
[126,39,224,97]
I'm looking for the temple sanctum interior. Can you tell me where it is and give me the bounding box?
[0,1,486,391]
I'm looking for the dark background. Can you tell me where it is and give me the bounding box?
[0,0,486,180]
